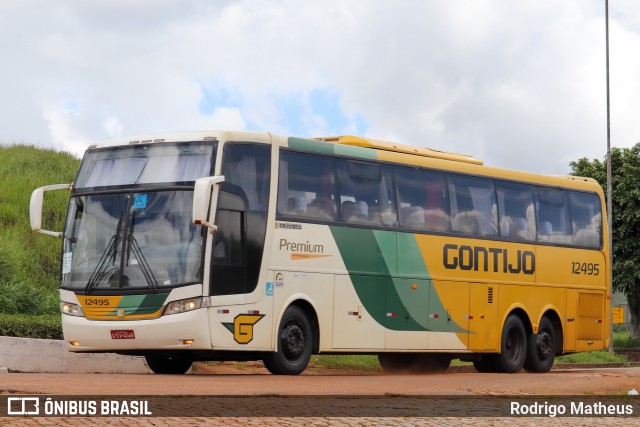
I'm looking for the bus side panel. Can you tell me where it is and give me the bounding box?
[565,289,577,352]
[567,289,606,352]
[332,274,385,350]
[469,282,499,351]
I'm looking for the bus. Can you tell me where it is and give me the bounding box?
[30,130,610,375]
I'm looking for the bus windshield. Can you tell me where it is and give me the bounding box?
[61,142,216,292]
[75,142,214,190]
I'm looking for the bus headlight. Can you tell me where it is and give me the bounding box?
[163,297,204,316]
[60,301,85,317]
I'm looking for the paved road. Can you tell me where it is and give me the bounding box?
[2,366,640,395]
[2,367,639,425]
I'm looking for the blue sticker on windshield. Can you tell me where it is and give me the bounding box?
[133,194,148,209]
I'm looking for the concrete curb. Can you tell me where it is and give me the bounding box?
[0,336,151,374]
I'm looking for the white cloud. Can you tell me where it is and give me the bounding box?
[1,0,639,174]
[207,107,246,131]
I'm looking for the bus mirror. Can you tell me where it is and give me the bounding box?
[192,176,225,232]
[29,183,72,238]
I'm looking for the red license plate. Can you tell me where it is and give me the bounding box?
[110,330,135,339]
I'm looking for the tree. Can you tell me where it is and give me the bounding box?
[570,143,640,339]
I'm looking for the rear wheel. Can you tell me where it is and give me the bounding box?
[145,354,192,375]
[472,355,498,373]
[496,315,527,373]
[378,353,412,373]
[523,316,556,373]
[263,305,313,375]
[412,354,451,373]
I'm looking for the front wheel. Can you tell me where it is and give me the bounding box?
[523,316,556,373]
[145,354,192,374]
[263,305,313,375]
[496,315,527,373]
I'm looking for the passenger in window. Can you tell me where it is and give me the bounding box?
[341,201,355,222]
[453,211,481,235]
[379,203,397,227]
[289,197,308,216]
[401,206,425,229]
[308,197,336,220]
[349,201,369,223]
[425,208,449,232]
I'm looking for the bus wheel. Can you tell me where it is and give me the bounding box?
[523,316,556,373]
[378,353,412,373]
[413,354,451,373]
[472,355,498,373]
[497,315,527,373]
[144,354,192,374]
[263,305,312,375]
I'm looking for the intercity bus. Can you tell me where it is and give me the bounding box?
[30,130,609,375]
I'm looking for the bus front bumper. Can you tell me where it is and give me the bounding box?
[61,308,212,352]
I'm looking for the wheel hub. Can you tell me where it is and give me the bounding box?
[537,331,553,360]
[284,324,304,359]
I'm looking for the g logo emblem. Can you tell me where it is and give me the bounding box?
[222,314,265,344]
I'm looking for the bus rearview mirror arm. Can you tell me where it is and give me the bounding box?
[192,175,225,234]
[30,183,73,238]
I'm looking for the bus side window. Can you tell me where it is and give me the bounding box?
[395,166,449,232]
[496,181,536,242]
[536,188,572,244]
[277,151,337,221]
[569,192,602,248]
[448,175,497,237]
[337,159,396,227]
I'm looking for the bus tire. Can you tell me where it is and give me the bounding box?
[472,355,498,373]
[378,353,412,373]
[145,354,192,375]
[497,314,527,373]
[263,305,312,375]
[523,316,556,373]
[412,354,451,373]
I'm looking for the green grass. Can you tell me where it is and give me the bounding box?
[0,144,79,320]
[308,350,631,372]
[556,351,627,364]
[310,355,382,371]
[613,330,640,348]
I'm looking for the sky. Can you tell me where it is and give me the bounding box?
[1,0,639,175]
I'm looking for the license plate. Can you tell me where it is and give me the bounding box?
[110,330,135,339]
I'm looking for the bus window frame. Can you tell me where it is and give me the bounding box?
[275,147,605,252]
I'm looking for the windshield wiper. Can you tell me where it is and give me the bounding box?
[126,235,158,291]
[85,234,120,292]
[125,211,158,291]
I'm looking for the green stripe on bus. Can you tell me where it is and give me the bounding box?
[287,137,377,160]
[288,137,335,154]
[109,293,169,316]
[329,226,424,331]
[333,144,377,160]
[330,226,467,333]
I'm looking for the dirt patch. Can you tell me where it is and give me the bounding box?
[190,361,379,376]
[190,360,640,376]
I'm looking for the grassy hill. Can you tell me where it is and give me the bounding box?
[0,144,80,315]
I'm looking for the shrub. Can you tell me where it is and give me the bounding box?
[0,313,62,339]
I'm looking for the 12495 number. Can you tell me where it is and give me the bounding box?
[571,262,600,276]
